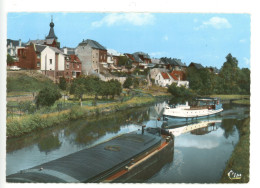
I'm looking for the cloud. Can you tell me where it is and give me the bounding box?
[163,35,168,41]
[149,51,167,58]
[243,57,250,65]
[195,17,231,30]
[239,39,246,43]
[91,13,155,27]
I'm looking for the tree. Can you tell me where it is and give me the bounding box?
[219,53,240,94]
[70,77,87,106]
[237,68,250,94]
[133,78,139,88]
[123,77,133,88]
[58,77,67,91]
[7,54,14,65]
[108,79,122,99]
[168,83,194,98]
[35,87,62,108]
[118,56,129,67]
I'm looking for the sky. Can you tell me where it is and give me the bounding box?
[7,12,250,69]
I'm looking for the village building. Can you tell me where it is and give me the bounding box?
[206,66,220,74]
[188,62,204,70]
[63,54,82,82]
[154,71,189,88]
[25,18,60,48]
[39,45,65,82]
[154,72,172,87]
[61,47,76,55]
[16,17,81,82]
[160,57,187,71]
[17,43,46,70]
[75,39,107,75]
[7,39,25,62]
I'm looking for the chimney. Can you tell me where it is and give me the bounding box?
[64,48,68,55]
[19,39,21,47]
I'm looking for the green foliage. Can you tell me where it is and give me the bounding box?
[168,83,194,98]
[133,78,139,88]
[7,54,14,65]
[123,77,133,88]
[186,53,250,95]
[70,76,122,101]
[118,56,129,67]
[58,77,67,90]
[35,87,62,108]
[18,101,36,114]
[219,53,240,94]
[7,72,56,92]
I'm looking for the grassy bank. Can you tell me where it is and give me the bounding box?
[7,70,56,92]
[220,117,250,183]
[6,96,158,138]
[209,94,250,105]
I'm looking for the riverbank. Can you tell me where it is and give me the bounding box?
[220,117,250,183]
[6,92,169,138]
[209,95,250,105]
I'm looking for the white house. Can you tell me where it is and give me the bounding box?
[155,71,189,88]
[154,72,172,87]
[40,46,65,81]
[40,46,65,71]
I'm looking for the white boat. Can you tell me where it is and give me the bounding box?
[163,98,223,119]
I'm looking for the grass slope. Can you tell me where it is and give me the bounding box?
[7,70,56,93]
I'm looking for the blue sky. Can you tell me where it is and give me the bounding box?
[7,12,250,69]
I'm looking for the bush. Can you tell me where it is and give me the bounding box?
[123,77,133,88]
[168,83,194,98]
[58,77,67,90]
[35,87,62,108]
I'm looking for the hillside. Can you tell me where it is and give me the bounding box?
[7,70,57,93]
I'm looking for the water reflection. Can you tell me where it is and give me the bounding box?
[37,133,61,154]
[6,100,250,182]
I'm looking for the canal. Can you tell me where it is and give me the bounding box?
[6,101,250,183]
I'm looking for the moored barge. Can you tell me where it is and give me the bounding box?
[7,127,174,183]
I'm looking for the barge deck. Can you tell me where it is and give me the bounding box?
[7,129,174,183]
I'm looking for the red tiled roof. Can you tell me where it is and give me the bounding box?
[125,54,135,61]
[170,70,185,80]
[161,72,170,79]
[70,54,81,63]
[169,72,178,80]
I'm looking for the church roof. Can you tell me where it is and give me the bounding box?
[46,18,58,39]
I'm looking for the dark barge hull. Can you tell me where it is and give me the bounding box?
[7,129,174,183]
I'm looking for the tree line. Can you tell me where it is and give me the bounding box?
[168,53,250,97]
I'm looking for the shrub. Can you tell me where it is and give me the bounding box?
[35,87,62,108]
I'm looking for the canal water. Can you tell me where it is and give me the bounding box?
[6,101,250,183]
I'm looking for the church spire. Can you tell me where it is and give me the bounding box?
[46,16,58,40]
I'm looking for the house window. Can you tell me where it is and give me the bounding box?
[37,54,40,59]
[49,59,52,65]
[37,62,40,67]
[66,62,70,69]
[77,65,79,68]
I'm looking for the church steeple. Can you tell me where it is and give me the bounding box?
[46,16,58,40]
